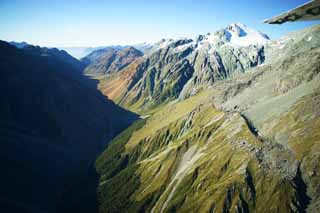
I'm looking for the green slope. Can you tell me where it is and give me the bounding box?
[95,25,320,213]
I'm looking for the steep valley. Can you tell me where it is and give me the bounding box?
[0,41,138,213]
[2,0,320,211]
[1,22,320,213]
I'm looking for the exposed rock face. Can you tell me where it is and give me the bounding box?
[81,46,143,76]
[98,58,145,102]
[99,24,268,111]
[95,24,320,212]
[211,25,320,212]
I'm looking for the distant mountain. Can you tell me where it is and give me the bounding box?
[25,45,86,74]
[132,42,154,53]
[59,45,127,59]
[58,47,104,59]
[9,41,29,48]
[0,41,138,213]
[99,23,268,111]
[59,41,173,59]
[81,46,143,76]
[9,43,107,60]
[8,42,86,73]
[132,39,175,54]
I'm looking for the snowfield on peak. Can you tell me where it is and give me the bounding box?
[203,23,270,47]
[224,23,270,46]
[169,23,270,52]
[134,23,270,56]
[99,23,271,110]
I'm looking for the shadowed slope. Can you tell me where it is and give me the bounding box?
[0,41,139,213]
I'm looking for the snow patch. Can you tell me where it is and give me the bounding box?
[195,23,270,51]
[225,23,269,47]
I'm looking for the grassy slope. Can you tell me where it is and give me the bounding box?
[264,91,320,212]
[95,25,320,212]
[95,90,304,212]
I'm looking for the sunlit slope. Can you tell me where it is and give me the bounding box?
[98,24,267,113]
[95,25,320,213]
[82,46,143,76]
[96,90,307,212]
[98,58,144,102]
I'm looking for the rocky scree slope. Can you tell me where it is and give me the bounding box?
[212,24,320,212]
[95,24,320,212]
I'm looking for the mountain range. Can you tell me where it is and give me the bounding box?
[2,22,320,213]
[94,23,320,212]
[99,23,268,111]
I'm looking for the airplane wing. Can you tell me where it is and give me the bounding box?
[264,0,320,24]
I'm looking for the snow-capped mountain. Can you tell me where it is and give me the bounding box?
[167,23,270,52]
[221,23,270,46]
[133,39,176,54]
[199,22,270,48]
[137,23,270,57]
[98,23,269,110]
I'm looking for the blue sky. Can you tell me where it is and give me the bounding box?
[0,0,319,47]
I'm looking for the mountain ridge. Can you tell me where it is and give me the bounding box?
[0,40,138,213]
[81,46,143,76]
[98,23,268,112]
[94,24,320,212]
[2,23,320,213]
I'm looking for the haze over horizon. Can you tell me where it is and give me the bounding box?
[1,0,319,47]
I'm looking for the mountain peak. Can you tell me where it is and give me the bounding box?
[226,23,248,37]
[10,41,29,48]
[222,23,270,46]
[81,45,143,75]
